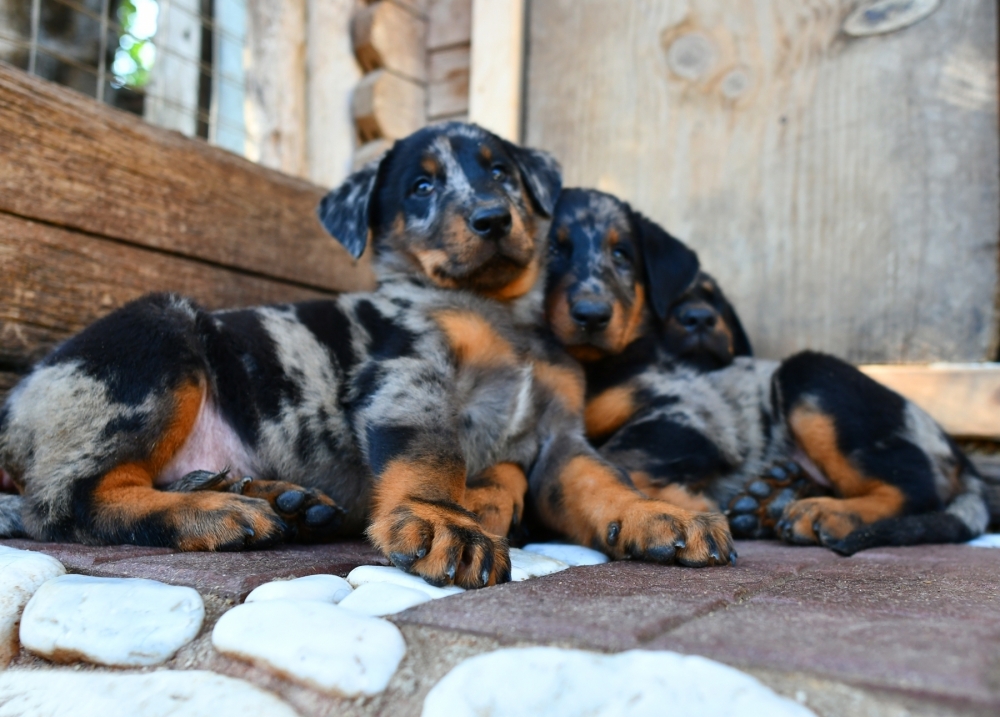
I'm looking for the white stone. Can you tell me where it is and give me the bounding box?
[509,547,569,581]
[522,542,610,567]
[968,533,1000,548]
[0,669,298,717]
[346,565,465,598]
[212,599,406,696]
[19,574,204,667]
[0,546,65,666]
[245,574,353,604]
[422,647,817,717]
[338,581,431,616]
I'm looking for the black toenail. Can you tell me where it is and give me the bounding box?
[305,504,337,526]
[729,551,738,565]
[674,539,686,549]
[645,544,676,563]
[481,568,490,584]
[390,551,417,570]
[276,490,306,513]
[606,522,621,546]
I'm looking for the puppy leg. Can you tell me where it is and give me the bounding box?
[463,462,528,538]
[169,469,345,542]
[629,472,718,513]
[532,439,734,567]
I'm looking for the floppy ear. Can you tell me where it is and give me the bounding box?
[501,140,562,217]
[316,160,382,259]
[631,211,700,321]
[716,285,753,357]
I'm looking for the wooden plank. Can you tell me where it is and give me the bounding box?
[428,46,469,118]
[353,1,428,83]
[861,363,1000,439]
[352,69,427,142]
[0,212,331,376]
[468,0,524,141]
[0,63,374,293]
[244,0,308,177]
[427,0,471,50]
[524,0,1000,363]
[307,0,362,187]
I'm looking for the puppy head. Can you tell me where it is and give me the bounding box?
[544,188,700,360]
[661,272,752,370]
[317,122,561,301]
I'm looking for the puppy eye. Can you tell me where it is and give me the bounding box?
[490,164,508,182]
[611,247,631,264]
[411,177,434,196]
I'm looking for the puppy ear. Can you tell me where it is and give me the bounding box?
[715,285,753,357]
[631,211,700,321]
[316,161,382,259]
[501,140,562,217]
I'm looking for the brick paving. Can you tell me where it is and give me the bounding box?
[3,537,998,716]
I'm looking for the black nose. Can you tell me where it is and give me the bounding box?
[570,300,613,332]
[678,306,718,332]
[469,206,513,239]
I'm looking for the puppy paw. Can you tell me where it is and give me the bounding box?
[173,493,288,551]
[727,461,825,539]
[368,499,511,588]
[603,499,735,567]
[462,464,527,538]
[234,478,345,542]
[775,497,863,546]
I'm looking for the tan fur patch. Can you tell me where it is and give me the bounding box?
[435,310,518,367]
[532,360,585,414]
[584,385,638,440]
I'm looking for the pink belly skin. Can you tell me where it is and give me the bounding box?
[157,396,257,487]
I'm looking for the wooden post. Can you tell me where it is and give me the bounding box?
[306,0,361,187]
[145,0,202,137]
[468,0,523,141]
[244,0,308,178]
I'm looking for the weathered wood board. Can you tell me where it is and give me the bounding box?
[0,62,374,294]
[525,0,999,363]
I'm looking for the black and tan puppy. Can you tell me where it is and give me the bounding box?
[0,125,733,589]
[545,188,995,554]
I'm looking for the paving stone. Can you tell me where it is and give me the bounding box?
[0,538,174,570]
[339,582,431,616]
[397,542,836,650]
[423,647,815,717]
[0,545,65,667]
[20,574,204,666]
[83,541,387,600]
[509,547,569,581]
[0,669,298,717]
[522,542,610,566]
[245,574,353,604]
[347,565,465,598]
[967,533,1000,548]
[212,599,406,697]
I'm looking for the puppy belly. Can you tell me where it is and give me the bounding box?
[156,399,256,486]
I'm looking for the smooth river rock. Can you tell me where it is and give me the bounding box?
[422,647,817,717]
[0,545,65,666]
[212,599,406,696]
[338,581,431,616]
[19,574,204,666]
[346,565,465,598]
[509,548,569,581]
[522,542,609,567]
[245,574,353,604]
[0,669,298,717]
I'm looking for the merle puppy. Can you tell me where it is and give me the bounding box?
[545,187,996,554]
[0,125,734,590]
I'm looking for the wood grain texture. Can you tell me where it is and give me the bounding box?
[0,64,374,293]
[353,69,427,141]
[428,0,471,50]
[245,0,308,177]
[428,46,470,118]
[0,213,331,380]
[861,363,1000,439]
[525,0,999,362]
[353,0,428,83]
[469,0,524,141]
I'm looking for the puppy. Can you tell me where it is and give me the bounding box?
[0,125,733,591]
[545,188,995,554]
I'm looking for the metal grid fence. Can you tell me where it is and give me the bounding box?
[0,0,246,155]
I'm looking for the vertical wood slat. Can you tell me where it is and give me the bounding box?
[468,0,523,141]
[144,0,203,136]
[525,0,1000,363]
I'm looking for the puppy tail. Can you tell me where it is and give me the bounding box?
[828,463,991,555]
[0,493,27,538]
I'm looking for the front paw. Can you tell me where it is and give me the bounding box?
[606,500,735,567]
[776,497,862,546]
[234,478,345,542]
[368,499,512,588]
